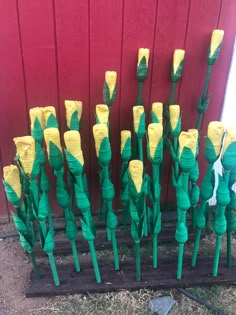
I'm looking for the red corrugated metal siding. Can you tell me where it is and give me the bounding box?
[0,0,235,219]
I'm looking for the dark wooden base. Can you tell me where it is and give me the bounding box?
[34,225,199,256]
[26,255,236,297]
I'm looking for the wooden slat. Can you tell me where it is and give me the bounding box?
[0,1,29,219]
[199,0,236,183]
[0,1,28,164]
[89,0,123,211]
[166,0,222,204]
[18,0,61,214]
[54,0,90,170]
[150,0,190,209]
[26,256,236,297]
[33,225,198,257]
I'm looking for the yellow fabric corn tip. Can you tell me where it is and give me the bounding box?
[129,160,143,193]
[13,136,35,176]
[44,128,62,155]
[105,71,117,98]
[93,124,109,157]
[210,29,224,58]
[178,131,197,158]
[188,129,198,142]
[3,165,22,199]
[41,106,56,127]
[173,49,185,75]
[64,131,84,166]
[169,105,180,130]
[29,107,43,131]
[96,104,109,124]
[148,123,163,159]
[121,130,131,154]
[137,48,150,67]
[65,100,82,129]
[207,121,224,156]
[133,106,144,133]
[152,102,163,124]
[222,126,236,155]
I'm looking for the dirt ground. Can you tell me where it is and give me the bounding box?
[1,221,236,315]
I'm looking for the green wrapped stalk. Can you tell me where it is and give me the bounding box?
[3,164,40,279]
[196,30,224,130]
[64,130,101,283]
[175,130,198,279]
[120,130,132,229]
[136,48,149,105]
[93,124,119,270]
[128,160,147,280]
[147,123,163,268]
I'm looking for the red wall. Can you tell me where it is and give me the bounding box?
[0,0,235,219]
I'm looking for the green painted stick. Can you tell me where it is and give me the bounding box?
[138,137,143,162]
[177,243,184,280]
[136,81,143,105]
[195,65,213,130]
[70,240,80,272]
[29,252,40,279]
[135,242,141,281]
[191,228,202,267]
[227,231,232,269]
[89,241,101,283]
[122,202,129,230]
[48,252,60,286]
[213,235,222,277]
[153,234,158,269]
[111,229,119,270]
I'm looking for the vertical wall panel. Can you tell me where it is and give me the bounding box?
[54,0,90,215]
[150,0,190,208]
[119,0,158,132]
[0,0,28,218]
[166,0,222,205]
[198,0,236,179]
[18,0,60,214]
[89,0,123,211]
[0,151,9,219]
[0,0,28,164]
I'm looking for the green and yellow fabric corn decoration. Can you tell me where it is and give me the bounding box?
[44,127,80,276]
[136,48,150,105]
[128,160,146,280]
[3,165,22,206]
[44,128,63,171]
[171,49,185,84]
[13,136,39,179]
[42,106,58,129]
[29,107,44,143]
[93,123,119,270]
[221,126,236,272]
[65,100,82,131]
[3,164,41,279]
[175,130,198,279]
[147,123,163,268]
[96,104,109,125]
[196,29,224,130]
[64,130,101,283]
[208,29,224,65]
[120,130,132,229]
[133,105,145,161]
[192,122,224,270]
[103,71,117,107]
[151,102,163,124]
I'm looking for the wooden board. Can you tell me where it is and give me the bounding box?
[26,255,236,297]
[33,225,199,257]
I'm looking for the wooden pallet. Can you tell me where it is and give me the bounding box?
[26,255,236,297]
